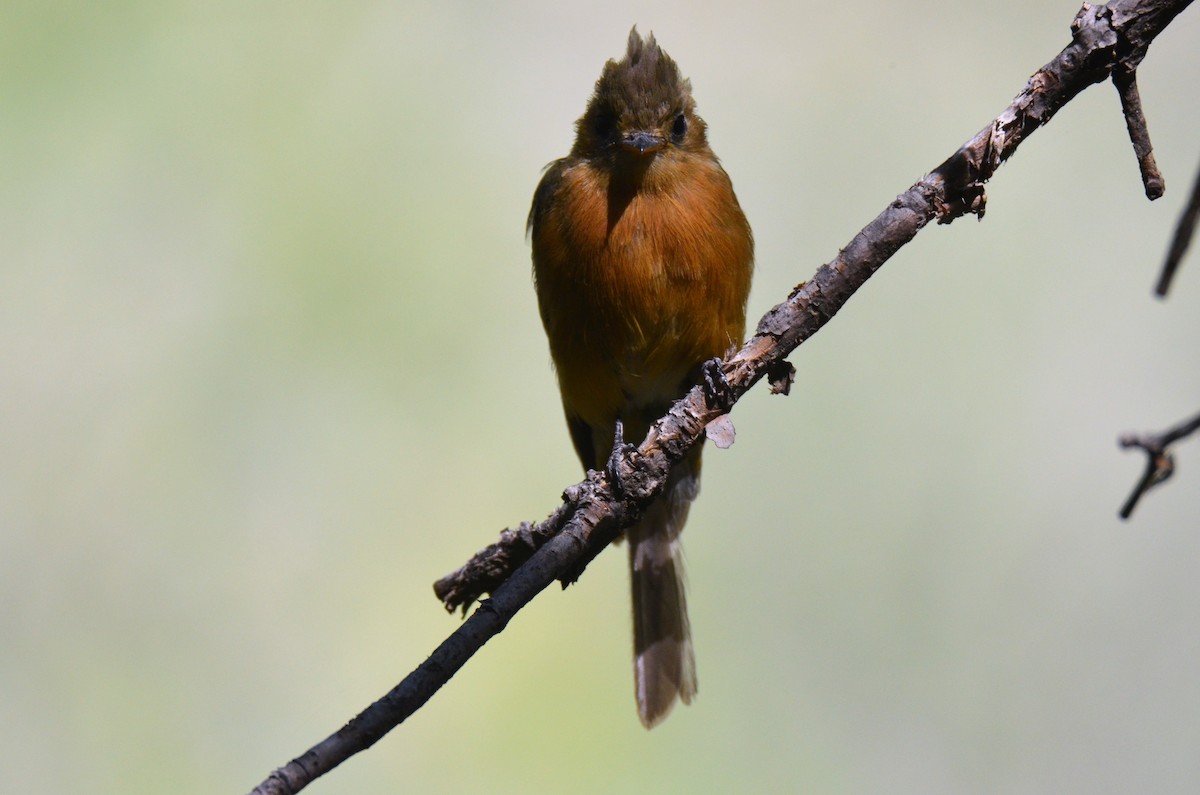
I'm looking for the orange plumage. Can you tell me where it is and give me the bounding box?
[528,27,753,728]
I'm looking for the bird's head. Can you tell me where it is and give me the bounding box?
[571,27,708,167]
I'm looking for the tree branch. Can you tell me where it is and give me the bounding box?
[247,1,1194,792]
[1119,410,1200,518]
[1156,157,1200,296]
[1113,65,1165,199]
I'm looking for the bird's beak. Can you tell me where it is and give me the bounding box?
[620,131,665,155]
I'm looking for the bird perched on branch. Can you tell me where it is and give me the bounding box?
[528,27,754,728]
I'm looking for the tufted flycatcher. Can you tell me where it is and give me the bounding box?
[528,28,753,728]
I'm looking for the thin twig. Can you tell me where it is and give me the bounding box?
[1113,66,1165,199]
[1156,157,1200,296]
[434,501,577,613]
[246,2,1195,792]
[1119,410,1200,518]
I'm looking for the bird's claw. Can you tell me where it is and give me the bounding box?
[606,417,636,496]
[701,357,734,406]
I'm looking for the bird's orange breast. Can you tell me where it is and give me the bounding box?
[531,150,753,431]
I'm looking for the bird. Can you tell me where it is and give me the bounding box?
[527,27,754,728]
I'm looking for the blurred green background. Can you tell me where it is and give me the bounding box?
[3,1,1199,792]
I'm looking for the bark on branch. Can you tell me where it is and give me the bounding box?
[248,2,1194,792]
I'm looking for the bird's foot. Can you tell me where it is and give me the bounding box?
[606,417,637,496]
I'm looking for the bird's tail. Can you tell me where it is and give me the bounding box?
[627,445,701,728]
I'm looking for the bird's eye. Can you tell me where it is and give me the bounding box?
[591,110,617,141]
[670,113,687,142]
